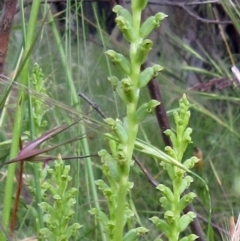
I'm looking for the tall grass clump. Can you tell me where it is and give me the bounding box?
[0,1,43,240]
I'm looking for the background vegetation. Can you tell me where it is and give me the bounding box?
[0,0,240,240]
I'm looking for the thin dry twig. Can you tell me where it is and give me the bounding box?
[197,213,228,237]
[190,77,240,92]
[78,92,106,119]
[19,0,231,25]
[143,0,231,24]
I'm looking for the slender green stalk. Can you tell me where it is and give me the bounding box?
[73,3,82,240]
[0,1,42,240]
[113,177,129,240]
[113,5,144,241]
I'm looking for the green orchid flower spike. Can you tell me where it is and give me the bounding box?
[39,156,82,240]
[147,94,205,241]
[90,1,167,241]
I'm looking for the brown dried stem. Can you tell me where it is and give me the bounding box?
[0,0,18,74]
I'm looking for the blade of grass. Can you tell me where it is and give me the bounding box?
[190,99,240,138]
[92,3,120,117]
[182,66,222,78]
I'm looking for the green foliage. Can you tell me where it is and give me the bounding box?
[2,0,240,240]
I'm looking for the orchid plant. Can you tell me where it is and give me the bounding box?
[89,1,168,241]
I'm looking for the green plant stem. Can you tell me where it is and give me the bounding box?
[113,7,142,241]
[0,1,41,240]
[170,172,182,241]
[113,175,129,241]
[113,103,140,241]
[131,8,141,39]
